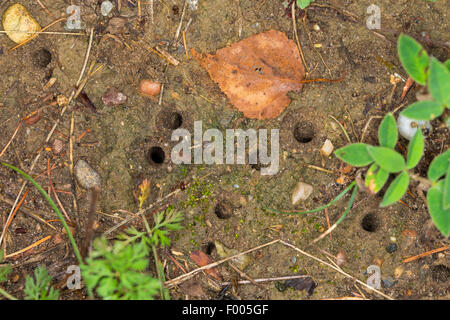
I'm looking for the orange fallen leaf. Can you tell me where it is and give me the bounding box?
[190,250,223,282]
[192,30,306,119]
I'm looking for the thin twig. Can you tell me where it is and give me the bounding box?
[221,275,310,286]
[292,3,308,72]
[402,246,449,263]
[164,239,280,288]
[0,121,22,159]
[0,29,95,249]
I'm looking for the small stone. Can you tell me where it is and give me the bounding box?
[291,181,313,205]
[2,4,41,44]
[101,1,114,16]
[291,256,297,264]
[394,266,404,278]
[215,241,252,270]
[312,24,320,31]
[102,87,127,106]
[232,184,240,189]
[275,281,287,292]
[390,236,397,242]
[74,159,101,190]
[320,139,333,157]
[386,243,398,253]
[382,277,397,289]
[52,139,64,155]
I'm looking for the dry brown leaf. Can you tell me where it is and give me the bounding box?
[192,30,305,119]
[190,250,223,282]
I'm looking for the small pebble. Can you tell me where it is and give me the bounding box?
[291,256,297,264]
[101,1,114,16]
[320,139,334,157]
[386,243,398,253]
[232,184,240,189]
[139,79,161,97]
[312,24,320,31]
[394,266,405,278]
[74,159,101,190]
[275,281,287,292]
[291,181,313,205]
[397,114,432,141]
[390,236,397,243]
[52,139,64,155]
[382,277,397,289]
[102,87,127,106]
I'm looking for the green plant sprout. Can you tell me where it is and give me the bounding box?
[0,162,183,300]
[81,207,183,300]
[24,266,59,300]
[0,250,16,300]
[268,34,449,237]
[81,230,160,300]
[1,163,83,266]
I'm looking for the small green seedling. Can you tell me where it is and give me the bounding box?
[268,34,449,238]
[81,208,183,300]
[24,266,59,300]
[398,34,450,122]
[81,229,161,300]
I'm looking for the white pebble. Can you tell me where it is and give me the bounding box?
[101,1,114,16]
[291,181,313,205]
[320,139,334,157]
[397,114,432,141]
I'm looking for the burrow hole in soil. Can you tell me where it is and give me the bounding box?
[293,121,315,143]
[214,200,234,220]
[164,112,183,130]
[33,48,52,69]
[204,242,216,255]
[147,146,165,165]
[361,212,380,232]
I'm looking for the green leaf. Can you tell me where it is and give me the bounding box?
[398,34,429,85]
[24,266,59,300]
[429,57,450,106]
[381,171,410,207]
[445,59,450,72]
[335,143,373,167]
[427,181,450,236]
[0,263,11,283]
[378,113,398,148]
[401,100,445,120]
[365,164,389,194]
[406,129,424,169]
[296,0,315,9]
[444,166,450,210]
[427,149,450,182]
[367,146,406,173]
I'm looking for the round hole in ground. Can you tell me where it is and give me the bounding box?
[32,48,52,69]
[204,242,216,255]
[293,121,315,143]
[147,146,165,165]
[214,200,234,220]
[167,112,183,129]
[431,265,450,282]
[361,212,380,232]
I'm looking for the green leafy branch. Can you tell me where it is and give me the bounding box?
[24,266,59,300]
[398,34,450,122]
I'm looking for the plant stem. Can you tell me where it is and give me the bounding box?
[266,180,357,215]
[0,287,17,300]
[1,163,83,266]
[139,211,169,300]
